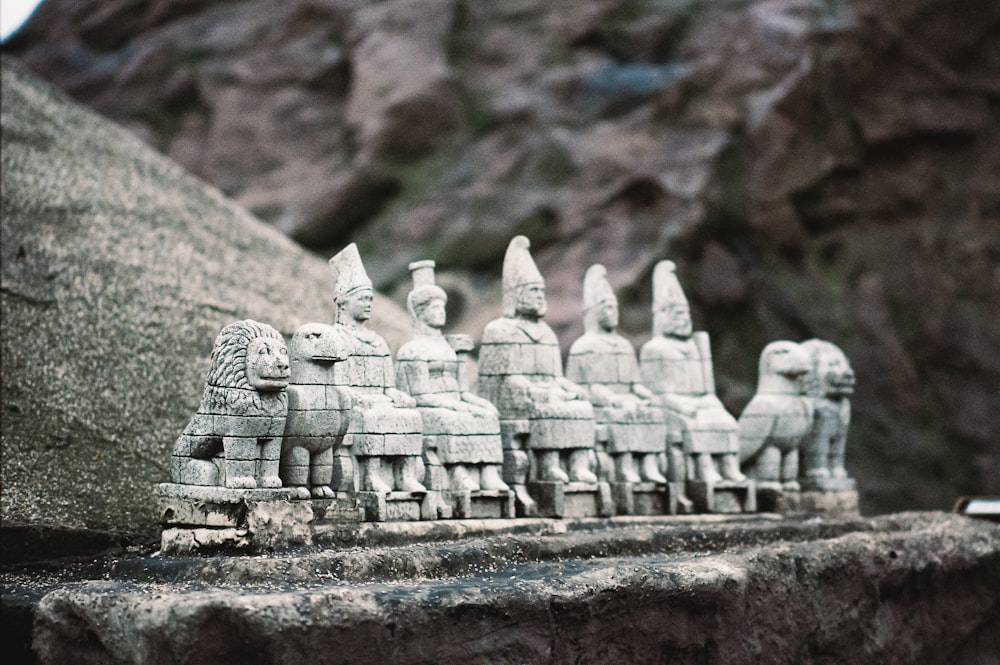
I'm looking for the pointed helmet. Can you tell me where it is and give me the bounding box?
[583,264,617,332]
[329,243,373,303]
[502,235,544,316]
[652,260,688,311]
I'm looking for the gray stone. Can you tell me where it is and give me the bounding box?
[21,512,1000,665]
[329,244,427,499]
[477,237,603,515]
[640,260,754,511]
[567,264,673,513]
[738,340,814,492]
[11,0,1000,515]
[396,260,511,517]
[157,483,314,554]
[0,61,410,531]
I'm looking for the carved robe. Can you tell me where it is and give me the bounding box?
[396,335,502,465]
[566,332,666,454]
[477,317,594,450]
[639,332,739,456]
[335,325,423,457]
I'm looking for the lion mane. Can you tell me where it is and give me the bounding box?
[800,339,853,399]
[201,319,288,417]
[171,320,289,485]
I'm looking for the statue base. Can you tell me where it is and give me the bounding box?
[312,493,365,522]
[527,481,614,518]
[158,483,314,554]
[611,481,675,516]
[445,489,516,519]
[801,476,857,492]
[358,490,436,522]
[757,487,860,517]
[688,479,757,514]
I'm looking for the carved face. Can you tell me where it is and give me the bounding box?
[343,288,374,323]
[817,347,855,397]
[292,323,347,364]
[658,303,692,338]
[418,297,447,330]
[515,283,547,319]
[761,341,810,379]
[596,299,619,332]
[245,336,290,391]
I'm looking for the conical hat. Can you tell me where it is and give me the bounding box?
[652,260,688,310]
[502,235,544,316]
[329,243,372,302]
[583,264,616,311]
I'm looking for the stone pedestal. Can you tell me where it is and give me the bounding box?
[311,493,365,522]
[158,483,313,554]
[757,488,860,517]
[445,489,516,519]
[528,481,614,518]
[688,479,756,514]
[358,490,436,521]
[611,481,675,516]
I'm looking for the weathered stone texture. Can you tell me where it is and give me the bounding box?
[26,512,1000,665]
[5,0,1000,513]
[0,60,409,530]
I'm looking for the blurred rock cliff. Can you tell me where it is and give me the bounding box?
[5,0,999,516]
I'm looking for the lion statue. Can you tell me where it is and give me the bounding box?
[799,338,856,489]
[738,341,814,491]
[170,319,290,489]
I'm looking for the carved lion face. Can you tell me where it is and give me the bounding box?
[245,336,290,391]
[802,339,855,398]
[817,348,854,397]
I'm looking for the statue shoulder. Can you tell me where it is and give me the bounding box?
[481,317,528,344]
[568,332,602,357]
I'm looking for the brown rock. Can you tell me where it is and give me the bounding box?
[7,0,1000,514]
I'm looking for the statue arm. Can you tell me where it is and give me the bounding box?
[507,374,546,404]
[654,392,700,417]
[461,391,498,412]
[587,383,617,407]
[631,382,654,401]
[398,359,452,409]
[554,376,587,400]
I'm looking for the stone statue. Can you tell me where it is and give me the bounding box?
[396,261,510,514]
[477,236,600,515]
[281,322,352,498]
[640,260,752,512]
[566,265,668,488]
[170,319,289,489]
[639,260,745,484]
[328,244,426,496]
[800,338,856,490]
[738,340,814,492]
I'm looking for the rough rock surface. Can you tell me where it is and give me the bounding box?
[0,60,410,530]
[15,512,1000,665]
[8,0,999,515]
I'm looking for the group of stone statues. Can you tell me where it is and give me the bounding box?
[166,236,855,524]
